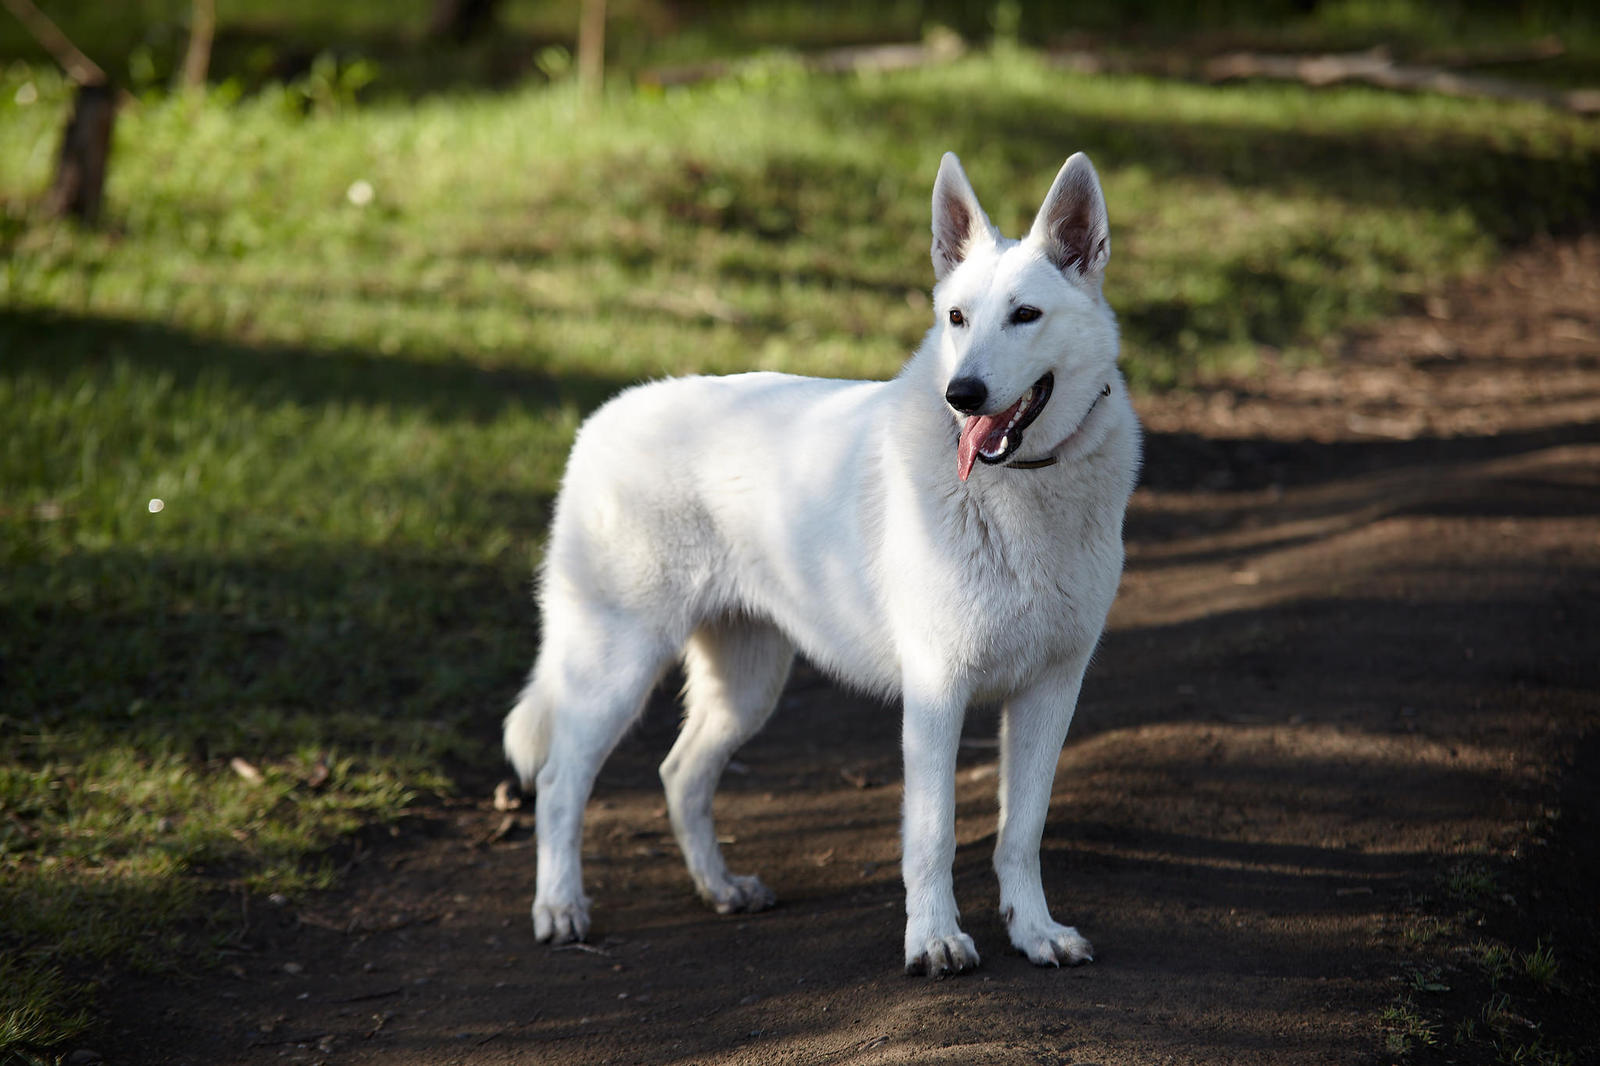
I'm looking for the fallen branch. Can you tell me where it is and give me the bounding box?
[1204,48,1600,115]
[247,1032,331,1049]
[325,985,404,1004]
[1422,35,1565,69]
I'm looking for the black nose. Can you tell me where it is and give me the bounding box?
[945,377,987,414]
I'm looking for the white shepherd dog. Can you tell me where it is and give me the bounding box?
[504,151,1140,976]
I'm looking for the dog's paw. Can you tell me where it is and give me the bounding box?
[705,873,776,915]
[532,897,591,944]
[1010,920,1093,967]
[904,933,981,978]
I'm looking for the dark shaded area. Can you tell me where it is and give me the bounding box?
[1136,419,1600,495]
[0,308,626,424]
[0,546,531,752]
[0,308,631,796]
[426,0,501,43]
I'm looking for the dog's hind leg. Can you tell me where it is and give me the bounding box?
[520,613,676,944]
[660,615,794,914]
[994,657,1095,967]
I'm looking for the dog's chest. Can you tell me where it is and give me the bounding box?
[890,477,1124,689]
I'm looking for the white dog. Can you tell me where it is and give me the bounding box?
[504,151,1140,976]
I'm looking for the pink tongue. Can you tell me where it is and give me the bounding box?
[957,416,1001,481]
[956,400,1024,481]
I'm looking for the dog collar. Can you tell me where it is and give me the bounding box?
[1005,382,1112,470]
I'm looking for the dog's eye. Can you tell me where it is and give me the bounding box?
[948,308,965,327]
[1011,306,1042,324]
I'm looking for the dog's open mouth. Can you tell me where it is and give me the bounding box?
[956,372,1054,481]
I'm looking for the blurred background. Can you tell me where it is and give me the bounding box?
[1,0,1596,1056]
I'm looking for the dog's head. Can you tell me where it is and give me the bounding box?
[929,152,1120,481]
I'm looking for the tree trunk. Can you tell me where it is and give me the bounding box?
[48,82,116,224]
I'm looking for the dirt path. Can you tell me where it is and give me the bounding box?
[103,238,1599,1065]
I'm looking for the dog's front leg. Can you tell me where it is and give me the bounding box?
[994,659,1095,967]
[900,682,979,977]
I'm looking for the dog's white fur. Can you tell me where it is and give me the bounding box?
[504,152,1140,975]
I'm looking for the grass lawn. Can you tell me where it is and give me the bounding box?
[2,6,1598,1056]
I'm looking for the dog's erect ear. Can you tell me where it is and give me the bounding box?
[931,152,996,283]
[1029,152,1110,286]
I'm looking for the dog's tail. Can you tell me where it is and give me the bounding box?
[503,667,554,790]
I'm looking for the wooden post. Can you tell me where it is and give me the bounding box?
[48,82,116,223]
[577,0,605,104]
[182,0,216,91]
[1,0,118,223]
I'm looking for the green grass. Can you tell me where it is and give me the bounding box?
[1444,860,1499,906]
[1477,940,1518,983]
[1519,941,1561,991]
[1381,995,1440,1057]
[2,20,1599,1058]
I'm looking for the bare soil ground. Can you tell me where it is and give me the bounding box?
[99,237,1599,1065]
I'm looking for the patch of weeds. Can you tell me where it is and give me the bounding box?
[1380,995,1439,1057]
[1389,878,1581,1065]
[1443,860,1498,906]
[0,956,94,1054]
[1518,941,1561,992]
[1467,989,1580,1065]
[1406,965,1451,994]
[1475,940,1516,983]
[1402,914,1455,948]
[1482,992,1527,1037]
[1493,1036,1577,1066]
